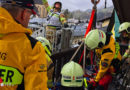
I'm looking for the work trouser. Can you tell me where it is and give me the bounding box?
[45,26,57,45]
[45,26,61,52]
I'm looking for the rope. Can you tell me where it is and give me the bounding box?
[78,9,96,64]
[78,50,84,64]
[70,42,84,61]
[84,9,96,37]
[83,43,86,73]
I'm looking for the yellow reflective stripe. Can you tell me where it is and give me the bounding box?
[46,54,52,62]
[114,42,120,59]
[44,46,51,56]
[47,26,57,29]
[53,14,60,17]
[83,78,88,88]
[0,65,23,85]
[60,17,65,21]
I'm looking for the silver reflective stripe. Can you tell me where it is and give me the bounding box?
[46,11,62,27]
[63,76,71,79]
[76,76,83,79]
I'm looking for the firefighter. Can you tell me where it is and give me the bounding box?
[42,0,68,29]
[36,36,54,88]
[119,22,130,61]
[0,0,48,90]
[42,0,68,51]
[60,61,84,90]
[85,29,122,90]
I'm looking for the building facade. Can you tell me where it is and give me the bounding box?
[35,4,47,18]
[34,0,47,18]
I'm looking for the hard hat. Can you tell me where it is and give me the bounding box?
[36,37,52,61]
[61,61,84,87]
[119,22,130,33]
[85,29,106,50]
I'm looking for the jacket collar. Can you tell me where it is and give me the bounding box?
[0,7,32,35]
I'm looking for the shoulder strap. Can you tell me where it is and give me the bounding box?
[25,33,38,49]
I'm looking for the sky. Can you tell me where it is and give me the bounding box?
[48,0,113,11]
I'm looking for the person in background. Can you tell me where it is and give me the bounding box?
[0,0,48,90]
[42,0,68,29]
[42,0,68,51]
[36,36,54,88]
[119,22,130,63]
[85,29,122,90]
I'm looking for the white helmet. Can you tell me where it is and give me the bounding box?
[61,61,84,87]
[85,29,106,50]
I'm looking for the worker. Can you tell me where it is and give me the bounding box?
[60,61,84,90]
[42,0,68,29]
[0,0,48,90]
[119,22,130,62]
[36,36,54,88]
[85,29,122,90]
[42,0,68,51]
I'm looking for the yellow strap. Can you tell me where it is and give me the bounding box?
[84,78,88,88]
[44,46,51,56]
[114,42,120,59]
[46,54,52,62]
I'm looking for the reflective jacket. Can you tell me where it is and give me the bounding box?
[46,9,62,27]
[95,33,122,82]
[123,45,130,59]
[43,0,66,27]
[0,7,48,90]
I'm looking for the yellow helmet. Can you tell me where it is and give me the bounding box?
[61,61,84,87]
[36,37,52,61]
[119,22,130,33]
[85,29,106,50]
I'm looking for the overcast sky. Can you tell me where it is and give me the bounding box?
[48,0,113,11]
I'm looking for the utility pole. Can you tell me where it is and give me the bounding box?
[105,0,107,8]
[93,0,97,29]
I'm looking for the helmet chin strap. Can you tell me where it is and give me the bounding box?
[98,31,104,48]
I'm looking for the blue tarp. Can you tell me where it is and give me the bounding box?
[114,11,120,38]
